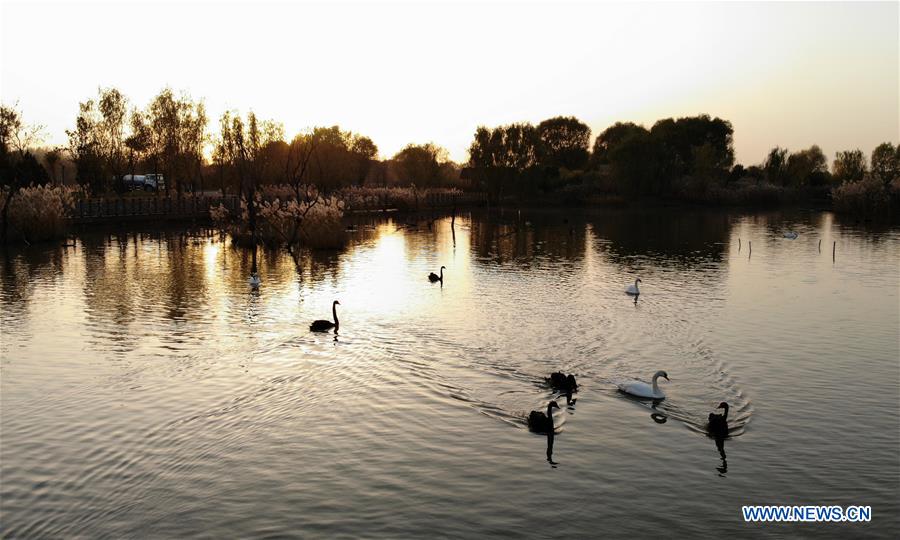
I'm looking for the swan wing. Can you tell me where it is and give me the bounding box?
[617,380,664,399]
[527,411,547,431]
[310,320,334,331]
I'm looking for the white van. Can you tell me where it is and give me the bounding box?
[144,174,165,190]
[122,174,165,191]
[122,174,147,190]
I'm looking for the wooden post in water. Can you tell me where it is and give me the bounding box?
[833,241,836,263]
[818,239,821,252]
[748,241,752,259]
[738,237,741,252]
[451,200,457,248]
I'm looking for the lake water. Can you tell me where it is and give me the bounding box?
[1,208,898,538]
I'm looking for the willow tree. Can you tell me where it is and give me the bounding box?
[64,87,129,193]
[124,109,152,188]
[832,149,867,184]
[147,88,207,195]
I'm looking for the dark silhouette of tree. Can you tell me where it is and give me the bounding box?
[256,139,289,185]
[312,127,353,190]
[66,99,104,192]
[467,123,540,198]
[43,147,62,184]
[285,132,318,196]
[65,88,129,193]
[147,88,207,195]
[394,142,450,187]
[279,126,380,191]
[124,109,152,189]
[536,116,590,170]
[1,104,48,242]
[832,149,867,184]
[764,147,789,186]
[350,135,378,185]
[469,123,539,171]
[786,145,829,187]
[98,88,128,191]
[215,110,282,240]
[691,142,724,191]
[589,122,664,195]
[649,115,734,181]
[591,122,646,166]
[587,115,734,197]
[870,142,899,187]
[607,128,661,196]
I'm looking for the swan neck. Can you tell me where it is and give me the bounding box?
[722,406,729,420]
[440,267,443,279]
[333,303,339,327]
[651,374,659,393]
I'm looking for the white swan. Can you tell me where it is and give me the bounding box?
[625,278,641,295]
[617,370,669,399]
[783,231,798,239]
[249,273,261,287]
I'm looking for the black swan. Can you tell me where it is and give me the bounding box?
[428,266,445,282]
[547,372,578,393]
[707,402,729,438]
[528,401,560,433]
[310,300,340,332]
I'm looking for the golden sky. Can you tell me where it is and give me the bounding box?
[1,0,897,164]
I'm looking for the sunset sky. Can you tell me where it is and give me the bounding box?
[1,0,897,164]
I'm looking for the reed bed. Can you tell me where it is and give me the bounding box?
[211,184,463,250]
[211,190,347,250]
[2,185,80,242]
[341,186,461,211]
[671,178,793,206]
[831,176,894,217]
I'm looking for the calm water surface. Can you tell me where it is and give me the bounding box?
[1,208,898,538]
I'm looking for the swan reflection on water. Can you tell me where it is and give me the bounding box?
[707,402,730,476]
[617,371,669,400]
[546,430,557,467]
[714,436,728,476]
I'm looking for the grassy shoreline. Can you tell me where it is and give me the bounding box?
[2,185,897,248]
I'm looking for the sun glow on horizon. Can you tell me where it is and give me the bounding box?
[1,1,897,166]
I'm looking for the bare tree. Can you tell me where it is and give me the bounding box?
[214,110,282,241]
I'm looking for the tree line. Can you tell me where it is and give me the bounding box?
[3,87,461,200]
[2,88,899,208]
[467,114,899,203]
